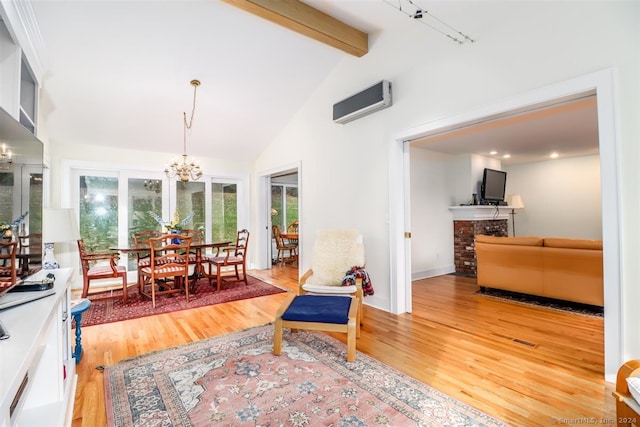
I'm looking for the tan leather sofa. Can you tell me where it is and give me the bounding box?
[612,359,640,427]
[475,234,603,306]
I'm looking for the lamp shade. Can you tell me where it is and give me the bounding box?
[42,208,81,243]
[506,194,525,209]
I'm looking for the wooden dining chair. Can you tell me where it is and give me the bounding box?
[287,220,299,234]
[77,239,129,303]
[179,229,204,281]
[205,229,249,292]
[272,225,297,265]
[139,234,192,308]
[132,230,162,287]
[0,242,18,294]
[17,233,42,276]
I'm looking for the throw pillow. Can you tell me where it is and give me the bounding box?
[627,376,640,404]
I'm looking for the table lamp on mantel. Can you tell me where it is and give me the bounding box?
[42,208,81,269]
[506,194,525,237]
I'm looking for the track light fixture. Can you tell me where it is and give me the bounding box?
[384,0,475,45]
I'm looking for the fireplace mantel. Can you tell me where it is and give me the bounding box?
[449,205,512,221]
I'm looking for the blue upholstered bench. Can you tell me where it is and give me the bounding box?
[273,294,359,362]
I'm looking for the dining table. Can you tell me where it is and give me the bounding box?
[111,240,232,288]
[280,233,298,243]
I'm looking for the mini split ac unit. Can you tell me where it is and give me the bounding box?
[332,80,392,124]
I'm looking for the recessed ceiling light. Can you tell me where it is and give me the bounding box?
[503,154,511,159]
[550,152,559,159]
[489,150,497,155]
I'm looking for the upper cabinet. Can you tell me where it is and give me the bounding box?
[0,1,43,134]
[19,58,38,134]
[0,3,44,237]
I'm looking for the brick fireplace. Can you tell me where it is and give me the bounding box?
[449,206,511,277]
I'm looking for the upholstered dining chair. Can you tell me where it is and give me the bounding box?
[272,225,297,265]
[205,229,250,292]
[299,229,366,331]
[132,230,162,287]
[0,241,18,293]
[77,239,129,303]
[139,234,192,308]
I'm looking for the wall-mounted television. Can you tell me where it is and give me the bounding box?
[481,168,507,203]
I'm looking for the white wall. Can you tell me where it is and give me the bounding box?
[409,152,602,281]
[505,155,601,239]
[252,1,640,361]
[409,148,456,280]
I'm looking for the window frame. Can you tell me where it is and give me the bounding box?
[65,160,248,274]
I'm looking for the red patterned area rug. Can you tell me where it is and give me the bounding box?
[104,324,508,427]
[80,276,285,327]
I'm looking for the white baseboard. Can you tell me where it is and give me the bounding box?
[411,265,455,281]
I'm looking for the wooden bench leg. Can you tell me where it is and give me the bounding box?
[346,316,356,362]
[273,316,283,355]
[273,293,296,356]
[347,297,359,361]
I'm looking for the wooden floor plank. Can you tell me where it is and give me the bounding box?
[71,268,615,426]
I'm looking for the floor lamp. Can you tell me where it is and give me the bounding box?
[506,194,525,237]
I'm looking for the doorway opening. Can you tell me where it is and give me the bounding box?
[388,69,620,381]
[257,162,301,273]
[271,173,299,267]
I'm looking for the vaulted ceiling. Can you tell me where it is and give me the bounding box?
[29,0,599,164]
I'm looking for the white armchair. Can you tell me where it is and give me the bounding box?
[299,229,365,328]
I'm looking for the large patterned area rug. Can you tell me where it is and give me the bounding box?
[104,324,508,426]
[80,276,285,327]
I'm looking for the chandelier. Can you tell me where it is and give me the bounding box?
[0,144,12,171]
[144,179,161,193]
[164,79,203,183]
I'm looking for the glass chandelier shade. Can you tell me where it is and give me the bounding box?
[0,143,12,171]
[165,79,203,183]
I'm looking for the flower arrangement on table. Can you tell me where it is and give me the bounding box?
[0,211,28,239]
[148,211,194,233]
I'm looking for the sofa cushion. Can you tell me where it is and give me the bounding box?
[475,234,543,246]
[627,375,640,405]
[543,238,602,250]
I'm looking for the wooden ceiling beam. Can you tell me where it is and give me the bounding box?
[221,0,368,57]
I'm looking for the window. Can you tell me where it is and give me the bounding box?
[79,175,119,253]
[26,170,42,235]
[0,172,14,228]
[176,180,205,232]
[71,165,247,275]
[212,183,237,242]
[127,178,163,270]
[271,182,298,233]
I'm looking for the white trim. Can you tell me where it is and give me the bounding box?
[412,266,456,281]
[388,68,621,381]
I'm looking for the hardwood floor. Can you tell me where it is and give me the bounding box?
[72,267,615,426]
